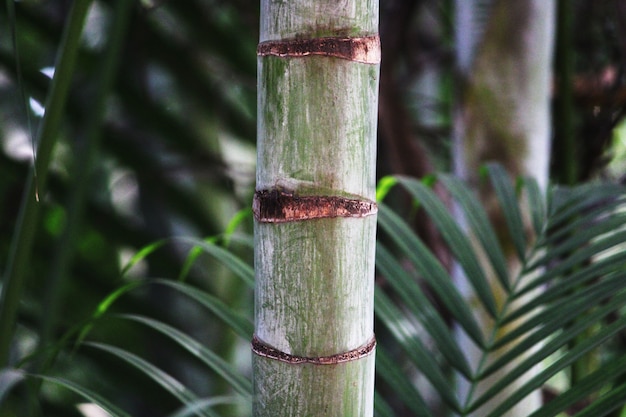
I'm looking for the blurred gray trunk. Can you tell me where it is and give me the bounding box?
[453,0,555,415]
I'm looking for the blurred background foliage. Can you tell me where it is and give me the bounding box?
[0,0,625,416]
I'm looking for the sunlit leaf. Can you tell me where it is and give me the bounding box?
[167,396,246,417]
[0,369,25,403]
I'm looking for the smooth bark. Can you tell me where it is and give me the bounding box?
[254,1,380,416]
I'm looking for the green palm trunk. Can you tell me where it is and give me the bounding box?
[253,1,380,416]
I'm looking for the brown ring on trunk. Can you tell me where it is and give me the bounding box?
[257,35,381,64]
[252,335,376,364]
[253,189,378,223]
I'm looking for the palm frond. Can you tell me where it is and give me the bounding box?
[377,166,626,416]
[34,374,133,417]
[115,314,252,397]
[84,341,221,417]
[25,239,254,415]
[376,346,436,417]
[167,396,246,417]
[378,206,484,357]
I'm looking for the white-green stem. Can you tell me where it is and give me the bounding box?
[254,1,379,416]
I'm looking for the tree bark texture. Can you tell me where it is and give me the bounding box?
[253,1,380,416]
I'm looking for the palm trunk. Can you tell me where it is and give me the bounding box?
[453,0,555,415]
[253,1,380,416]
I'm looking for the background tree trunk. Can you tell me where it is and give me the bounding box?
[253,1,380,416]
[453,0,556,415]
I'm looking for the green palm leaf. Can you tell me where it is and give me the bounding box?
[35,374,133,417]
[479,315,626,417]
[375,288,462,412]
[396,176,499,317]
[485,163,528,261]
[438,174,511,292]
[378,205,483,355]
[527,355,626,417]
[376,166,626,416]
[376,346,435,417]
[115,313,252,397]
[376,242,477,379]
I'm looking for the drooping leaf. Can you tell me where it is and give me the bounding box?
[485,163,528,262]
[175,237,254,287]
[152,279,254,339]
[375,288,462,412]
[375,346,435,417]
[438,173,511,292]
[116,314,252,396]
[35,374,132,417]
[84,342,219,417]
[0,369,25,403]
[396,176,499,318]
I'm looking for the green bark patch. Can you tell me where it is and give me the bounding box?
[257,55,378,198]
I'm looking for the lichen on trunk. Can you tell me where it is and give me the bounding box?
[253,1,380,416]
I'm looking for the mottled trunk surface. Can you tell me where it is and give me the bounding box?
[253,2,380,416]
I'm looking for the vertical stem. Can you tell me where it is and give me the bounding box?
[253,2,380,416]
[554,0,576,185]
[554,0,595,387]
[0,0,92,367]
[38,0,133,360]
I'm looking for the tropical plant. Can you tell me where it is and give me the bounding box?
[1,1,626,417]
[2,160,626,416]
[374,164,626,416]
